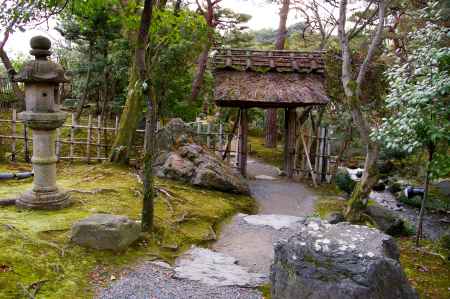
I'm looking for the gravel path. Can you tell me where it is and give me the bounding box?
[247,158,316,216]
[98,261,262,299]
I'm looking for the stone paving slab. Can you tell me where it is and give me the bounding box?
[212,214,307,274]
[174,246,267,287]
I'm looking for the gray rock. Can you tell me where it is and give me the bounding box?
[157,143,249,194]
[366,203,406,236]
[174,246,266,287]
[326,212,345,224]
[436,180,450,197]
[155,118,200,154]
[157,152,195,181]
[243,214,304,230]
[71,214,140,251]
[270,219,418,299]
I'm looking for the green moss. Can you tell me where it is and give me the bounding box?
[248,136,283,169]
[398,237,450,299]
[314,196,347,219]
[258,283,272,299]
[0,162,256,298]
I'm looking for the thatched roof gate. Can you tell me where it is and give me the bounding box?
[211,48,330,177]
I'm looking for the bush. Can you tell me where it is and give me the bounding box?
[335,169,356,194]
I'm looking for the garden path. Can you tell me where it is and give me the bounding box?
[98,157,318,299]
[211,157,317,274]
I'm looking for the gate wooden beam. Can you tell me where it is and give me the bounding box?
[284,108,296,178]
[238,108,248,177]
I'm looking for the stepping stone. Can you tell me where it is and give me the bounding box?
[243,214,304,230]
[174,247,266,287]
[254,174,277,180]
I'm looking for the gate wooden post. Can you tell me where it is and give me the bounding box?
[284,108,296,178]
[238,108,248,177]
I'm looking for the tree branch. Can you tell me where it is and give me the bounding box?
[356,0,387,88]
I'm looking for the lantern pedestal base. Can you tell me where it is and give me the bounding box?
[16,188,71,210]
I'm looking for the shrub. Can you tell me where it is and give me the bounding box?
[335,169,356,194]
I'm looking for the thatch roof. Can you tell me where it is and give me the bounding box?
[212,48,329,108]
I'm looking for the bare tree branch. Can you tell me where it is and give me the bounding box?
[356,0,387,88]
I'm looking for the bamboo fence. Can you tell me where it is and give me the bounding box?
[0,109,230,163]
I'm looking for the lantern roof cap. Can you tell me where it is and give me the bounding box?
[14,36,69,84]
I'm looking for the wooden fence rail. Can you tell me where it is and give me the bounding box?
[0,109,231,163]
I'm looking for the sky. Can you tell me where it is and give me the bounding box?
[4,0,301,58]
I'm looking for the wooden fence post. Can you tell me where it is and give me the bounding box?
[219,122,224,153]
[103,116,108,157]
[70,113,75,161]
[318,127,325,182]
[235,120,240,167]
[197,121,201,144]
[11,108,16,162]
[97,115,101,161]
[114,115,119,135]
[300,132,317,187]
[207,122,212,149]
[86,114,92,163]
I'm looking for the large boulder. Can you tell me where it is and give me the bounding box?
[366,203,406,236]
[155,118,200,154]
[271,219,417,299]
[156,143,249,195]
[71,214,140,251]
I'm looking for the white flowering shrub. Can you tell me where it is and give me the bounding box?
[374,2,450,178]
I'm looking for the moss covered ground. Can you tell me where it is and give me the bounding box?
[0,162,257,298]
[398,237,450,299]
[248,136,283,169]
[312,184,347,218]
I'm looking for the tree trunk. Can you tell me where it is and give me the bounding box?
[74,41,94,123]
[338,0,386,222]
[173,0,182,15]
[0,47,25,110]
[190,36,211,103]
[137,0,155,232]
[275,0,290,50]
[415,146,434,247]
[345,141,379,221]
[265,0,290,148]
[100,49,110,117]
[265,109,278,148]
[109,64,143,164]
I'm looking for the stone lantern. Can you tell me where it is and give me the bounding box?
[14,36,71,209]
